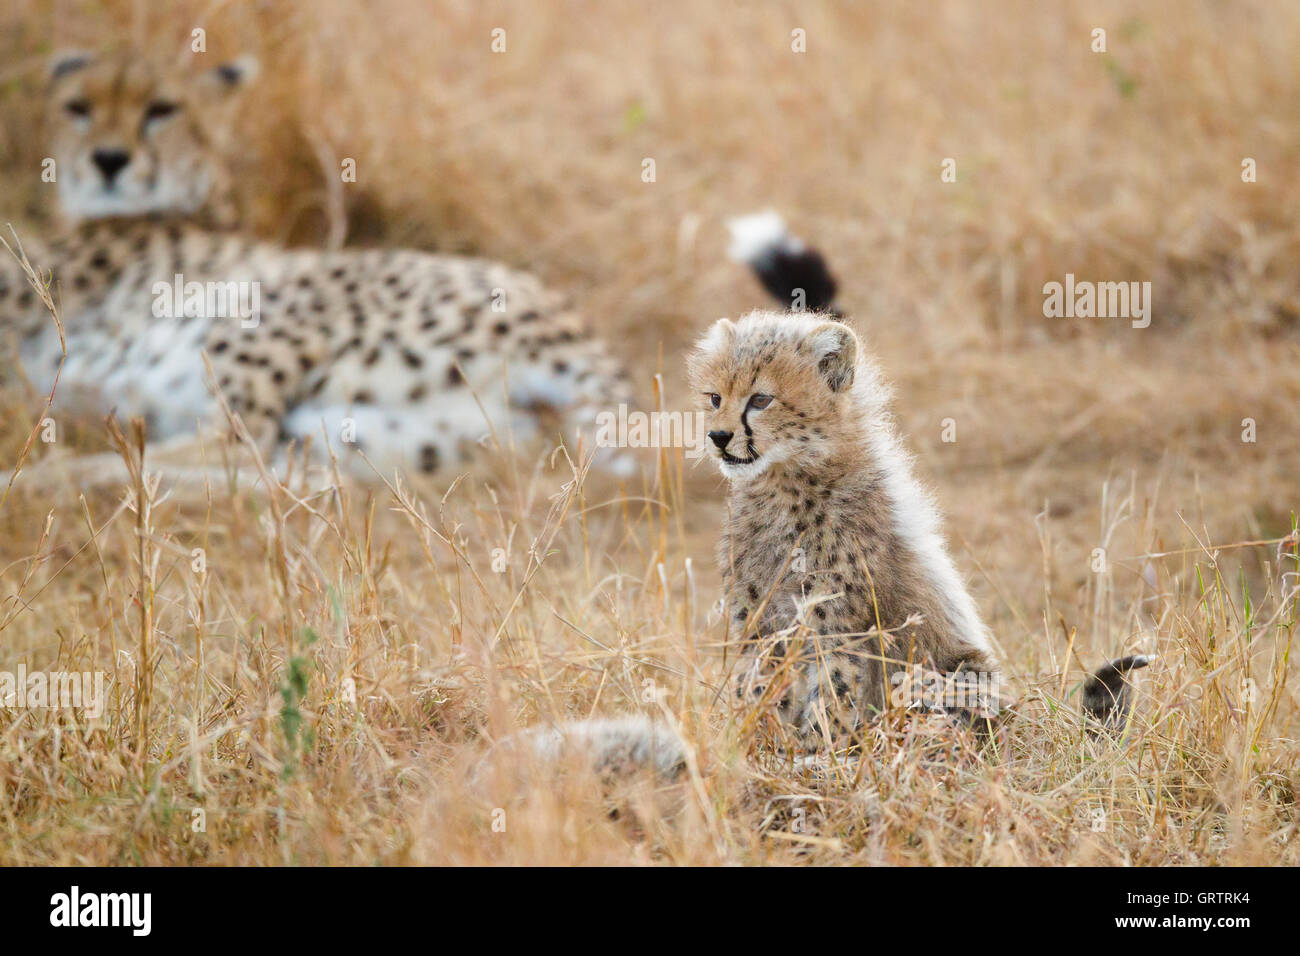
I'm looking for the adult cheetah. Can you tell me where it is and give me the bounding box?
[1,49,630,479]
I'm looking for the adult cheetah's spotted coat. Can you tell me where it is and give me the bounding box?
[2,48,629,476]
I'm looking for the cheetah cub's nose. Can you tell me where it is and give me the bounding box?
[708,430,733,450]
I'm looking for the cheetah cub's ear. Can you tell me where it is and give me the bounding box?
[809,320,858,392]
[199,54,260,97]
[699,317,736,355]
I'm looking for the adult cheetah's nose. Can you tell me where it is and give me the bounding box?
[708,429,733,450]
[92,148,131,184]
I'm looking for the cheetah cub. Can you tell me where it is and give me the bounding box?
[484,308,1146,779]
[689,310,1001,745]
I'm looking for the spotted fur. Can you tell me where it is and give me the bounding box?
[490,308,1145,779]
[689,310,999,745]
[4,50,630,477]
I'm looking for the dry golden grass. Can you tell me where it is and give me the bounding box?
[0,0,1297,864]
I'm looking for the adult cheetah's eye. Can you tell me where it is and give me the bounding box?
[144,101,180,123]
[707,393,721,409]
[64,99,92,118]
[748,393,773,410]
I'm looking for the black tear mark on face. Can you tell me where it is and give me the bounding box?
[724,400,760,465]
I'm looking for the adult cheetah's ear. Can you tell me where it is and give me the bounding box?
[200,55,259,97]
[48,50,94,84]
[810,321,858,392]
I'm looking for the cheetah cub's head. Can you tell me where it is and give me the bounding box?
[688,310,872,481]
[46,49,257,221]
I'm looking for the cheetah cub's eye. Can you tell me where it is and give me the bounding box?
[64,99,92,118]
[706,393,721,409]
[747,394,774,410]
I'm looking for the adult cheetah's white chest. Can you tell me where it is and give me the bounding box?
[20,278,219,437]
[7,219,631,476]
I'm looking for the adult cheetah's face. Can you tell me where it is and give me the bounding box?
[688,311,859,481]
[47,49,255,220]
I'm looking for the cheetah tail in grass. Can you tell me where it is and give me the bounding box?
[1082,655,1152,728]
[471,716,689,790]
[726,211,841,316]
[474,658,1152,789]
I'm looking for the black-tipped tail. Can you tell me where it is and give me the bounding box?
[727,211,839,315]
[1082,655,1151,727]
